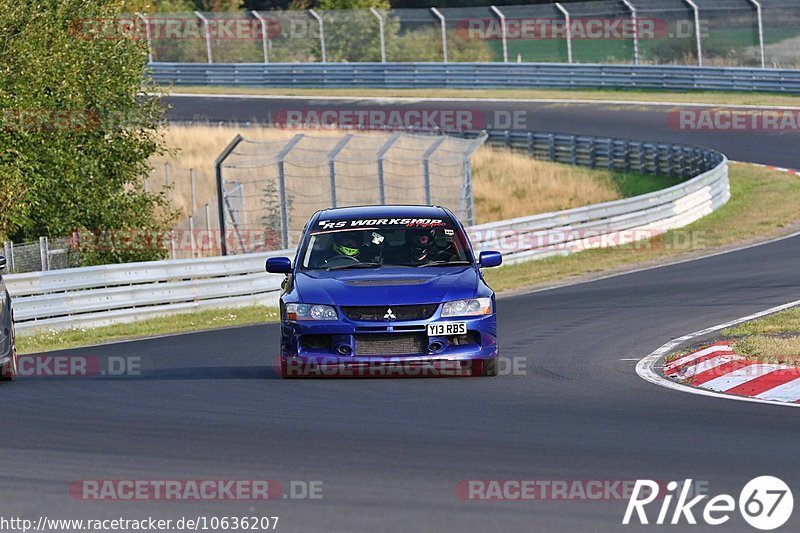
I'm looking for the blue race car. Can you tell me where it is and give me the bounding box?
[266,205,502,378]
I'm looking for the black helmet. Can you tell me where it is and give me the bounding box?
[332,231,361,257]
[407,228,436,259]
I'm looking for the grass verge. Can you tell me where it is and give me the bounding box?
[721,307,800,364]
[18,306,279,354]
[167,86,800,108]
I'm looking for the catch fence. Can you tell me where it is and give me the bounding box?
[119,0,800,68]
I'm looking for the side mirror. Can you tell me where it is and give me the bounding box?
[266,256,292,274]
[479,251,502,268]
[0,255,6,273]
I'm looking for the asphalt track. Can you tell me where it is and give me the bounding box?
[1,96,799,532]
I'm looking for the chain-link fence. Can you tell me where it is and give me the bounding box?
[2,238,81,274]
[125,0,800,68]
[215,132,486,255]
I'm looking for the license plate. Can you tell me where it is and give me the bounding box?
[427,322,467,336]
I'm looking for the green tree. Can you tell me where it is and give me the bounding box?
[0,0,176,264]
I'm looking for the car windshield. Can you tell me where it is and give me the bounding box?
[299,221,471,271]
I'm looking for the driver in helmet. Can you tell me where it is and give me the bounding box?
[392,227,459,266]
[406,228,437,264]
[331,231,362,259]
[314,230,379,268]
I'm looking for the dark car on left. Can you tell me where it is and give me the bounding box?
[0,255,17,380]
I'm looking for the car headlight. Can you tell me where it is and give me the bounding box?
[286,303,337,321]
[441,298,492,317]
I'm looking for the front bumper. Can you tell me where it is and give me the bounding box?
[279,313,497,377]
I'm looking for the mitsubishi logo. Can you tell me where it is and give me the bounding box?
[383,308,396,320]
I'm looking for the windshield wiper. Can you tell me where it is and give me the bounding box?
[418,260,472,268]
[327,262,382,271]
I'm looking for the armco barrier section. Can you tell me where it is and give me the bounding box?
[7,251,292,332]
[5,132,728,333]
[150,62,800,93]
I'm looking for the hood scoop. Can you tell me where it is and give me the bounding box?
[344,278,429,287]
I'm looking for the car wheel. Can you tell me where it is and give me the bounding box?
[1,324,17,381]
[473,357,498,377]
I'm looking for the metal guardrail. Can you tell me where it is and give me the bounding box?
[150,62,800,93]
[6,251,291,332]
[473,129,729,264]
[5,131,728,333]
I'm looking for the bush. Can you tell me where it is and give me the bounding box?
[0,0,176,264]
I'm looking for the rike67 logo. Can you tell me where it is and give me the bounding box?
[623,477,793,530]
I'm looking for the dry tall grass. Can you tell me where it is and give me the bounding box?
[149,125,624,238]
[470,147,620,221]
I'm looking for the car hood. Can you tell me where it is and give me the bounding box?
[294,267,479,306]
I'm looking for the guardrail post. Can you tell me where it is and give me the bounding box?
[620,0,639,65]
[569,135,577,164]
[422,136,448,205]
[527,132,534,156]
[589,141,597,168]
[194,11,213,64]
[555,3,573,64]
[666,146,676,177]
[327,134,353,208]
[748,0,766,68]
[276,134,305,250]
[548,134,556,161]
[135,13,152,64]
[376,133,401,204]
[683,0,703,66]
[251,11,270,63]
[370,8,387,63]
[309,9,327,63]
[431,8,448,63]
[623,141,631,172]
[607,139,615,169]
[39,236,49,271]
[638,143,647,173]
[214,134,244,256]
[678,147,688,178]
[652,144,661,174]
[504,129,511,147]
[3,241,11,272]
[490,6,508,63]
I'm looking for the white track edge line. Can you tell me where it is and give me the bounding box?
[165,92,800,111]
[636,299,800,409]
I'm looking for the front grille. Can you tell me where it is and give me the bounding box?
[342,304,438,322]
[354,333,427,356]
